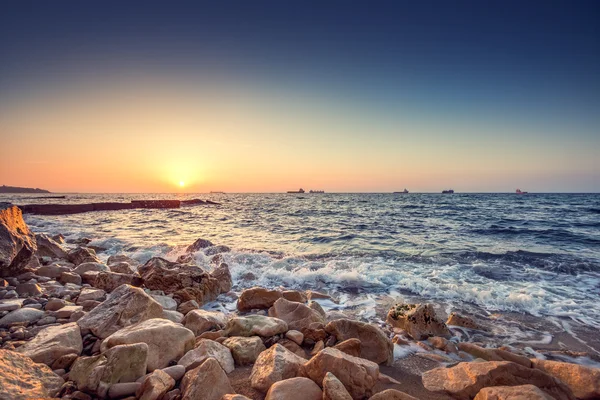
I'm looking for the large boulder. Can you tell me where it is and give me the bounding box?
[531,359,600,399]
[325,319,393,365]
[139,257,222,305]
[304,347,379,399]
[0,349,64,400]
[422,361,574,400]
[225,315,288,337]
[223,336,267,366]
[101,318,195,371]
[70,343,148,396]
[474,384,555,400]
[77,284,164,338]
[16,322,82,366]
[0,203,36,277]
[35,233,68,259]
[181,358,235,400]
[265,377,323,400]
[68,246,100,265]
[238,287,282,311]
[268,297,325,331]
[386,303,451,340]
[250,344,307,392]
[177,338,235,373]
[322,372,353,400]
[182,309,227,336]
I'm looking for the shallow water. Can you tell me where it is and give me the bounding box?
[3,192,600,332]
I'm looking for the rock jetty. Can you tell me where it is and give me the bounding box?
[1,201,599,399]
[18,199,220,215]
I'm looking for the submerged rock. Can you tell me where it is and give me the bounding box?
[386,303,451,340]
[0,203,37,277]
[0,349,64,400]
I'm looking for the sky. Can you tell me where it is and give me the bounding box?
[0,1,599,193]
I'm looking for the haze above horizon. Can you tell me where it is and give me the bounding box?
[1,1,599,193]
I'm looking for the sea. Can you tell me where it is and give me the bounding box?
[3,192,600,358]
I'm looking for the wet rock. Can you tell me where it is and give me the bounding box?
[181,357,235,400]
[322,372,352,400]
[77,284,163,338]
[325,319,392,365]
[139,257,222,305]
[304,347,379,399]
[68,247,100,265]
[474,384,555,400]
[101,318,195,371]
[186,238,214,253]
[265,377,323,400]
[35,233,69,259]
[250,344,307,392]
[386,303,451,340]
[136,369,175,400]
[225,315,288,337]
[211,262,233,293]
[0,203,37,277]
[269,297,326,331]
[369,389,419,399]
[0,349,64,400]
[204,244,231,256]
[223,336,267,366]
[238,287,283,311]
[306,290,334,301]
[458,343,531,367]
[422,361,574,400]
[182,309,227,336]
[531,358,600,399]
[447,312,484,330]
[16,322,82,366]
[178,338,235,372]
[0,307,45,327]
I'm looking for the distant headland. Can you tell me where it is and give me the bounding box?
[0,185,50,193]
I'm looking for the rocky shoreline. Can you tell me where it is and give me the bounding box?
[1,202,599,400]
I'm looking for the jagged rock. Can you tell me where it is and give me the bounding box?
[204,245,231,256]
[0,203,37,277]
[73,262,109,275]
[250,344,307,392]
[265,377,323,400]
[422,361,574,400]
[447,312,484,330]
[68,247,100,265]
[16,322,82,366]
[269,298,326,331]
[94,271,141,292]
[35,233,68,259]
[181,358,235,400]
[178,338,235,373]
[322,372,352,400]
[238,287,283,311]
[531,358,600,399]
[225,315,288,337]
[223,336,267,366]
[333,338,361,357]
[212,263,232,293]
[139,257,221,305]
[136,369,175,400]
[474,384,555,400]
[182,309,227,336]
[369,389,419,399]
[304,347,379,399]
[0,307,45,327]
[77,284,164,338]
[325,319,392,365]
[101,318,195,371]
[70,343,148,396]
[186,238,214,253]
[386,303,451,340]
[0,349,64,400]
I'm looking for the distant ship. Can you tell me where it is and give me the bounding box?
[309,190,324,193]
[516,189,528,194]
[287,188,305,193]
[393,189,409,194]
[442,189,454,194]
[210,191,225,194]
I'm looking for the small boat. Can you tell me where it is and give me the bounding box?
[309,190,324,193]
[287,188,305,194]
[210,191,224,194]
[516,189,528,194]
[442,189,454,194]
[393,189,409,194]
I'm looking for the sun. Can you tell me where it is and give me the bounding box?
[179,181,185,187]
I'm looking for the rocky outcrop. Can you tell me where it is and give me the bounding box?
[77,284,164,338]
[0,349,64,400]
[322,372,353,400]
[139,257,222,304]
[223,336,267,366]
[265,377,323,400]
[268,297,326,331]
[386,303,451,340]
[474,384,555,400]
[422,361,574,400]
[305,347,379,399]
[250,344,307,392]
[238,287,282,311]
[16,322,82,366]
[531,358,600,399]
[225,315,288,337]
[182,309,227,336]
[0,203,36,277]
[181,358,235,400]
[178,338,235,373]
[325,319,393,365]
